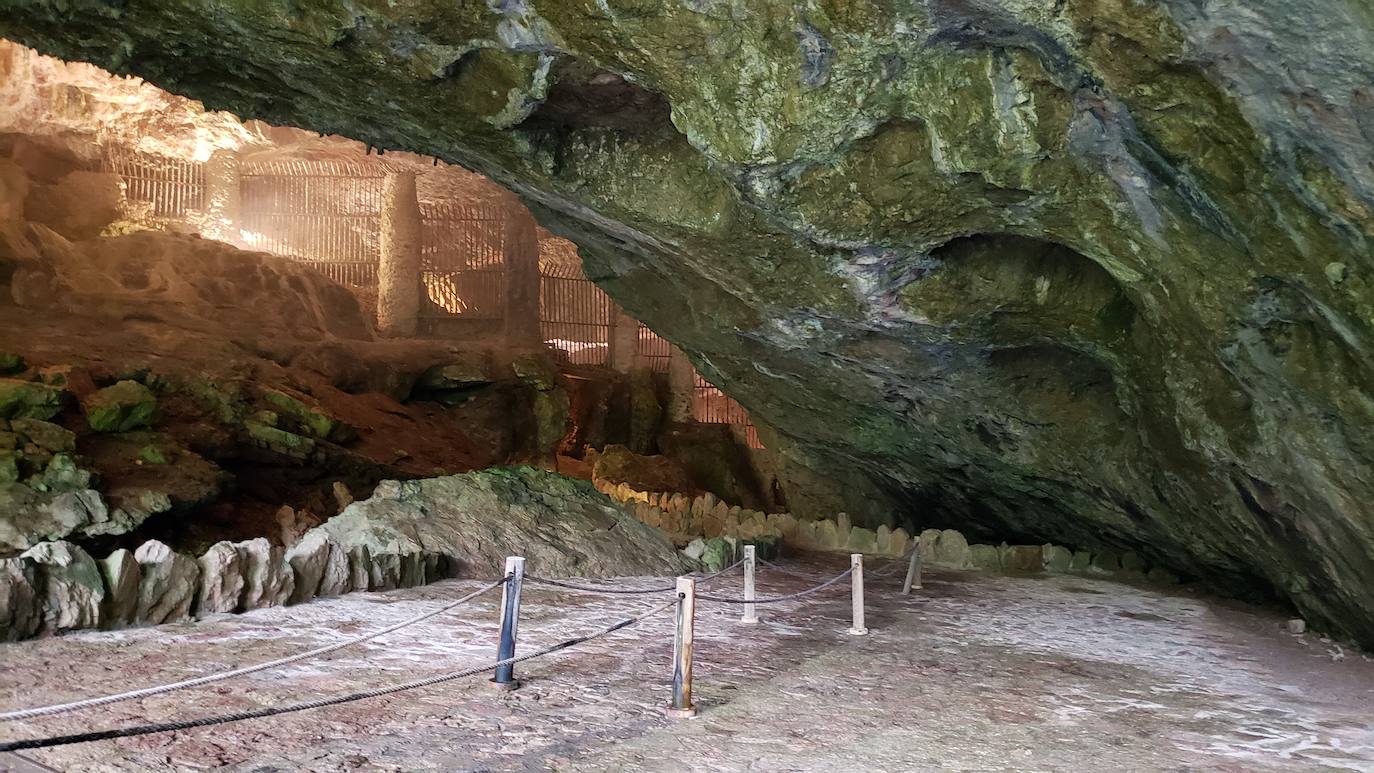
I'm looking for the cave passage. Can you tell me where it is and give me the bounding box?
[1,9,1373,768]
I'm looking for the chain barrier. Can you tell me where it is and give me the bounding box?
[0,596,679,753]
[0,578,508,723]
[526,557,745,596]
[697,566,854,605]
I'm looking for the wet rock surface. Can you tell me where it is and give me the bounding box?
[0,559,1371,771]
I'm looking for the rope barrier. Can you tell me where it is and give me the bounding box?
[0,596,679,753]
[698,567,854,605]
[0,578,508,723]
[525,558,746,596]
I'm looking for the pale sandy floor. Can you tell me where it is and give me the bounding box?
[1,555,1371,772]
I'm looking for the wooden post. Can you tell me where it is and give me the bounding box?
[377,170,422,337]
[848,553,868,635]
[490,556,525,690]
[740,545,759,624]
[902,549,922,594]
[666,576,697,717]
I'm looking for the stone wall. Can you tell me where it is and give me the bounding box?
[597,480,1180,586]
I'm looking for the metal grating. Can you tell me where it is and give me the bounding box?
[636,324,672,373]
[540,260,613,366]
[420,202,507,319]
[692,372,764,449]
[238,162,384,289]
[101,145,206,219]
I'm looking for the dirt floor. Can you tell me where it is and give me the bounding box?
[1,556,1371,772]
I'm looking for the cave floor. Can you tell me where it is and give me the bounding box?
[2,556,1372,772]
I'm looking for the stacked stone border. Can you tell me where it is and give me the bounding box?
[596,481,1182,586]
[0,526,449,642]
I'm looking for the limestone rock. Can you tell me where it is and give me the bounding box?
[969,544,1002,572]
[13,0,1374,647]
[134,540,199,625]
[236,538,294,610]
[1000,545,1043,573]
[0,556,41,640]
[197,541,245,615]
[82,380,156,432]
[0,378,65,421]
[933,530,971,569]
[1043,545,1075,573]
[286,529,335,604]
[322,467,689,580]
[918,529,941,561]
[24,540,103,632]
[99,548,140,628]
[1091,551,1122,575]
[9,418,75,453]
[317,535,352,597]
[592,444,694,494]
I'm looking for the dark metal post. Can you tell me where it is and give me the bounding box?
[491,556,525,690]
[666,576,698,718]
[902,549,923,594]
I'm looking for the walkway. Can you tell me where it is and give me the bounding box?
[1,556,1371,771]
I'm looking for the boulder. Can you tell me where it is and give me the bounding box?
[0,556,41,641]
[134,540,199,625]
[0,378,65,421]
[316,535,352,597]
[969,544,1003,572]
[23,540,104,632]
[9,418,75,453]
[236,538,294,610]
[286,529,334,603]
[321,467,690,580]
[1000,544,1044,573]
[592,444,695,494]
[197,541,245,615]
[99,548,141,628]
[933,530,971,568]
[1043,545,1075,573]
[24,170,122,240]
[82,380,157,432]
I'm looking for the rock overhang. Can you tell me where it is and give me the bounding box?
[2,0,1372,645]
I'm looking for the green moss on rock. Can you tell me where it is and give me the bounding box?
[82,381,156,433]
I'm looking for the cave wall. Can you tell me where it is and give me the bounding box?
[1,1,1372,643]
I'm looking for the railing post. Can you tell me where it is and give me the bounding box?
[902,549,922,595]
[848,553,868,636]
[491,556,525,690]
[666,576,697,718]
[740,545,759,624]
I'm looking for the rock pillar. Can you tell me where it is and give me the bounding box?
[667,345,696,423]
[610,310,642,373]
[502,202,543,348]
[376,170,422,338]
[204,149,241,245]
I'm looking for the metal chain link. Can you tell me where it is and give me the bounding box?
[0,596,679,753]
[0,578,508,723]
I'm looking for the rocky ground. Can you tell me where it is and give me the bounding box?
[1,556,1370,772]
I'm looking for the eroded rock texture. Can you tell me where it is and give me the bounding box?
[3,2,1372,642]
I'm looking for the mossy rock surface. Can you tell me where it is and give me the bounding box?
[82,381,156,433]
[0,379,65,421]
